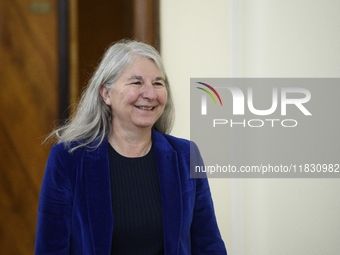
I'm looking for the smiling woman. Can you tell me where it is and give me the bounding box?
[100,57,168,157]
[35,40,227,255]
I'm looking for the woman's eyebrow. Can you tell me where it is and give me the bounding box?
[127,76,165,82]
[127,75,143,81]
[155,77,165,82]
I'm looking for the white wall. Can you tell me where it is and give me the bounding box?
[160,0,230,139]
[160,0,232,249]
[160,0,340,254]
[239,1,340,255]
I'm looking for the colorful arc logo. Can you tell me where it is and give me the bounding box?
[196,82,222,115]
[196,82,223,106]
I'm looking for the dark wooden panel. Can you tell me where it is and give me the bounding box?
[77,0,134,94]
[73,0,159,101]
[0,0,58,254]
[133,0,160,50]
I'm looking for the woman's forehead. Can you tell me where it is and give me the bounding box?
[118,57,164,80]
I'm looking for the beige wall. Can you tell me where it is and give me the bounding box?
[160,0,340,254]
[160,0,232,248]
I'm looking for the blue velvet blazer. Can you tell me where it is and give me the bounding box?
[35,129,227,255]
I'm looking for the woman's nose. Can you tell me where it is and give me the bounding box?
[141,83,156,100]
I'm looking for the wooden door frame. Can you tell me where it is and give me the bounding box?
[58,0,69,123]
[58,0,160,122]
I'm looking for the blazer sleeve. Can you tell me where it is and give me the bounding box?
[190,142,227,254]
[35,144,73,255]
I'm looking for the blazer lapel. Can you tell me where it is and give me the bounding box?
[152,130,183,255]
[84,139,113,255]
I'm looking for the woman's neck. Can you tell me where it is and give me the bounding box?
[108,127,152,158]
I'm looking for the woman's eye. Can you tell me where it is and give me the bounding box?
[132,81,142,85]
[154,82,164,86]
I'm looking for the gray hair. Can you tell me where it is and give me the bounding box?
[48,39,175,152]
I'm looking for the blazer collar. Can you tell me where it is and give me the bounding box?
[84,138,113,255]
[152,129,183,255]
[84,130,183,255]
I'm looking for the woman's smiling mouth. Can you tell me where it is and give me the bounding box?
[135,106,155,110]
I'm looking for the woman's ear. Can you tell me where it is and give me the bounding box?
[100,84,112,105]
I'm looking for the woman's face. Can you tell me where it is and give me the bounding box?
[101,57,167,132]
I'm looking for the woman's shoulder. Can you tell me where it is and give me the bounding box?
[43,142,92,183]
[153,130,190,148]
[48,141,87,164]
[51,141,84,153]
[153,129,200,155]
[163,133,191,146]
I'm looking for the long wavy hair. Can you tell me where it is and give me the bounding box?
[48,39,175,152]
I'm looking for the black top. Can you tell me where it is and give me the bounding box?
[108,143,164,255]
